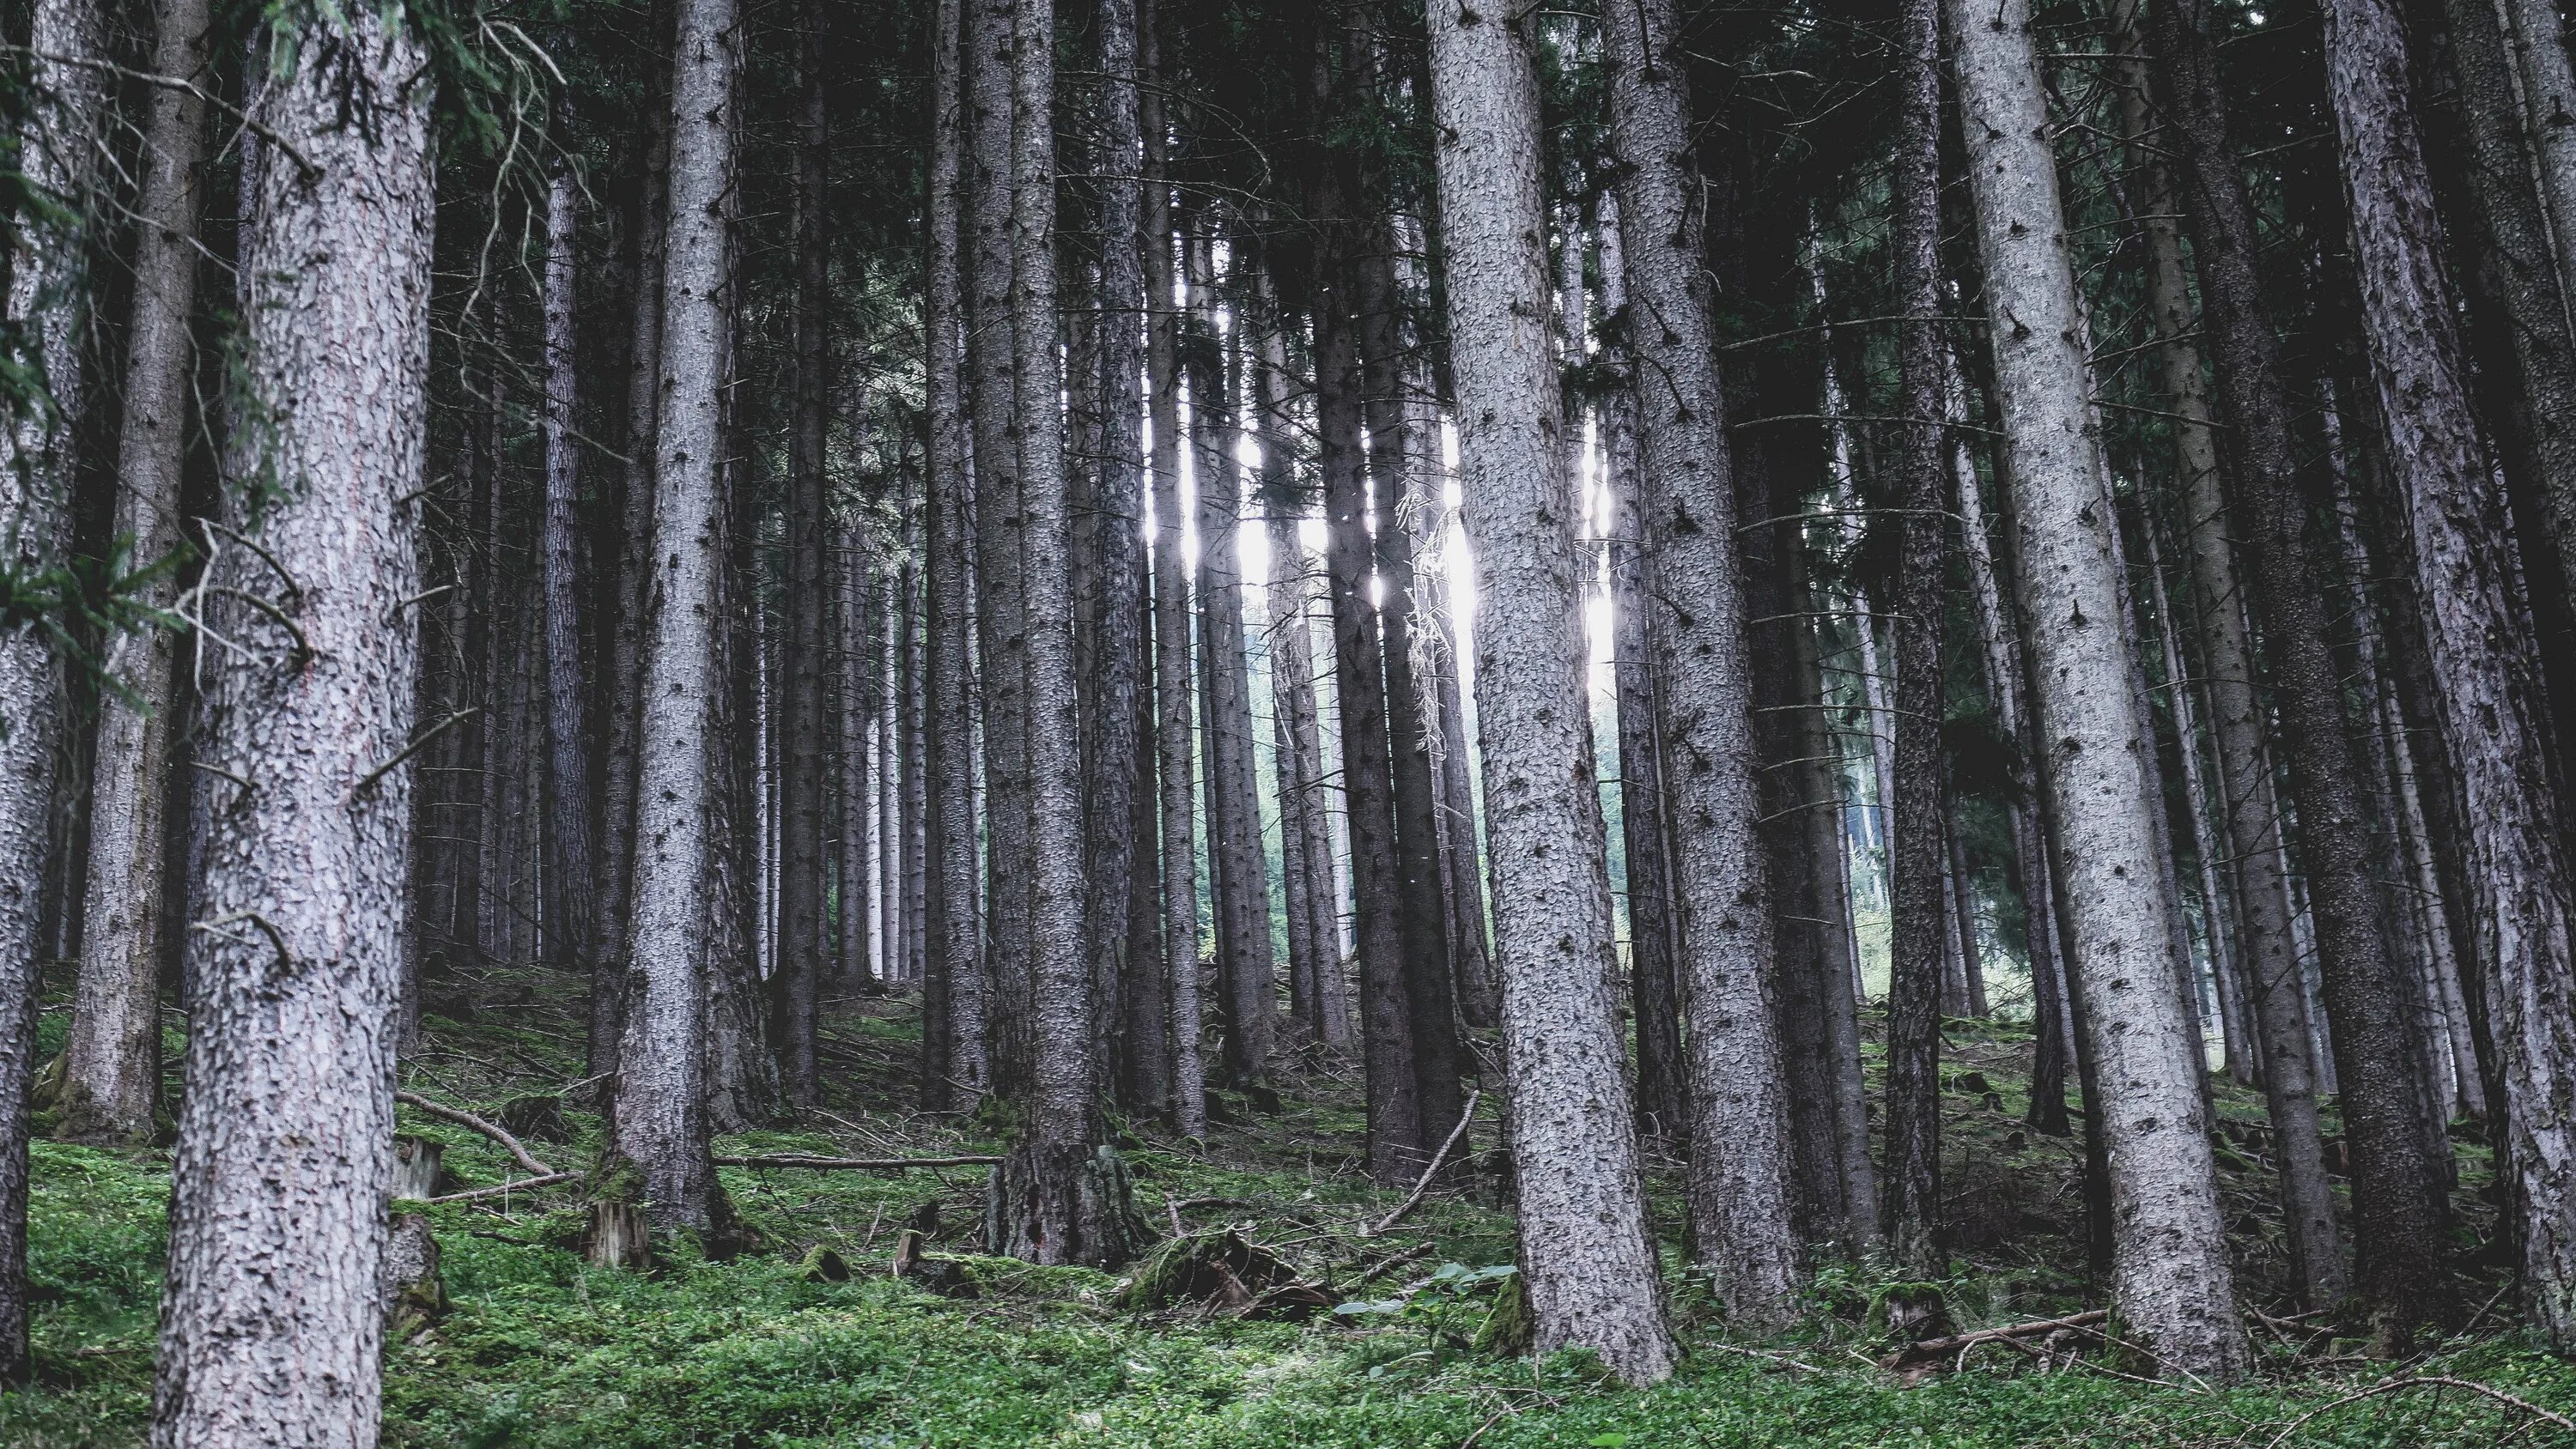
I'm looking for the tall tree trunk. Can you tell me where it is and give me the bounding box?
[772,0,832,1108]
[1354,192,1465,1135]
[2492,0,2576,605]
[1601,0,1802,1325]
[152,7,434,1434]
[2318,0,2576,1343]
[609,0,739,1239]
[597,53,672,1078]
[1307,32,1420,1179]
[541,149,601,1028]
[992,0,1133,1270]
[0,0,104,1379]
[2137,0,2361,1310]
[836,518,873,996]
[924,0,987,1105]
[1141,3,1204,1132]
[57,0,212,1146]
[1952,0,2248,1376]
[1185,242,1278,1093]
[1600,197,1687,1142]
[1426,0,1680,1384]
[1087,0,1149,1107]
[1881,0,1949,1266]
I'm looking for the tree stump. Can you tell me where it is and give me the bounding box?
[392,1136,444,1202]
[584,1198,651,1270]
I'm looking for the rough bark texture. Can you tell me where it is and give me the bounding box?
[1087,0,1150,1110]
[2493,0,2576,605]
[993,0,1128,1270]
[1881,0,1949,1268]
[58,0,212,1146]
[541,155,600,1036]
[2319,0,2576,1344]
[1951,0,2248,1377]
[151,9,434,1439]
[0,0,106,1379]
[609,0,739,1240]
[1426,0,1679,1385]
[1601,0,1803,1325]
[923,0,987,1107]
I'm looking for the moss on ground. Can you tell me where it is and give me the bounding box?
[4,975,2570,1446]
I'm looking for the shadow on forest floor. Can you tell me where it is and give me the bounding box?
[4,966,2569,1446]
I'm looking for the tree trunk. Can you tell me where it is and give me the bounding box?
[1426,0,1680,1385]
[1185,243,1279,1094]
[923,0,986,1106]
[541,149,601,1025]
[152,8,434,1436]
[2318,0,2576,1344]
[1599,198,1687,1143]
[0,0,104,1379]
[1087,0,1149,1109]
[1601,0,1802,1325]
[1880,0,1949,1266]
[771,1,832,1108]
[607,0,739,1240]
[2137,0,2362,1310]
[57,0,212,1146]
[2492,0,2576,608]
[967,0,1032,1087]
[993,0,1132,1270]
[1951,0,2248,1376]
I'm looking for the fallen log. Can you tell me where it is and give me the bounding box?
[397,1090,556,1177]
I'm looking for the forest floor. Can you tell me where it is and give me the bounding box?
[7,972,2575,1447]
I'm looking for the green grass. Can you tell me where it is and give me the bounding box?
[5,979,2572,1447]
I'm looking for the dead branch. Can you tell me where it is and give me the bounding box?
[1363,1088,1479,1237]
[422,1173,580,1205]
[711,1154,1004,1171]
[396,1090,555,1176]
[1880,1309,2110,1369]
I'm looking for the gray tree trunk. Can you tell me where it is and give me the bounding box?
[2320,0,2576,1344]
[608,0,739,1239]
[2494,0,2576,600]
[1427,0,1679,1384]
[58,0,212,1146]
[1952,0,2248,1375]
[151,7,435,1437]
[0,0,108,1378]
[1602,0,1802,1325]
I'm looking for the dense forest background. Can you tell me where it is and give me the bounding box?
[4,0,2576,1439]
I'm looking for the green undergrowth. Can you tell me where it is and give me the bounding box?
[4,976,2571,1446]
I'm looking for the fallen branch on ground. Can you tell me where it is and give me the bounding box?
[1880,1309,2110,1370]
[422,1173,580,1204]
[397,1090,555,1176]
[1363,1088,1479,1238]
[712,1154,1004,1171]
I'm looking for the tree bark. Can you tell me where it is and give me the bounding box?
[770,0,833,1108]
[1880,0,1950,1267]
[152,7,434,1436]
[57,0,212,1146]
[1601,0,1802,1325]
[993,0,1131,1270]
[1951,0,2248,1376]
[2319,0,2576,1343]
[541,149,601,1031]
[1426,0,1680,1385]
[0,0,104,1379]
[607,0,739,1240]
[2491,0,2576,607]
